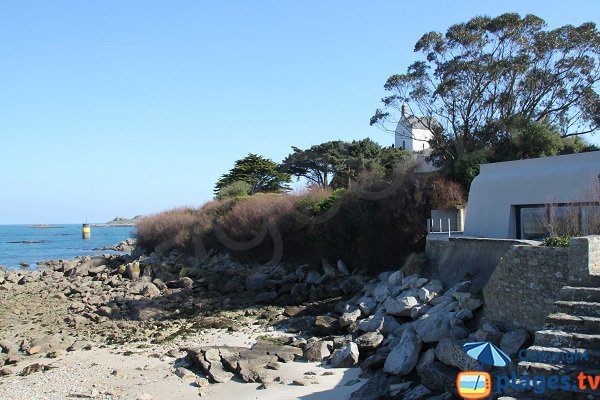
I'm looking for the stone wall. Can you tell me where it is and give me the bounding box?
[569,235,600,281]
[483,245,569,331]
[425,237,533,289]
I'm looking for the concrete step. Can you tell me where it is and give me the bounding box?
[560,286,600,303]
[546,312,600,334]
[581,274,600,287]
[555,301,600,317]
[535,329,600,350]
[519,345,600,368]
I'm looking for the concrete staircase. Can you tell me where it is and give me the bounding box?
[516,276,600,399]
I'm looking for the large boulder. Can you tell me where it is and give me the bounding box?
[357,297,377,316]
[435,338,485,371]
[357,314,385,333]
[384,296,420,317]
[303,340,332,362]
[125,261,140,280]
[350,373,390,400]
[417,362,458,393]
[245,273,267,291]
[355,332,384,351]
[500,329,529,357]
[330,342,359,368]
[314,316,338,336]
[340,309,362,328]
[383,327,421,375]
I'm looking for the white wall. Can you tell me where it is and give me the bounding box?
[394,123,432,151]
[412,128,432,151]
[394,123,413,150]
[464,151,600,239]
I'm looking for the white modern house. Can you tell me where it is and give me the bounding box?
[463,151,600,240]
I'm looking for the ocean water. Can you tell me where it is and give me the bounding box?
[0,224,135,269]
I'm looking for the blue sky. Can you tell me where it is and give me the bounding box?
[1,1,599,223]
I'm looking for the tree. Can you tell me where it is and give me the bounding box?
[280,141,346,187]
[214,154,291,196]
[280,139,409,188]
[371,13,600,183]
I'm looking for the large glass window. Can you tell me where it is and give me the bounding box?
[520,207,547,240]
[519,204,600,240]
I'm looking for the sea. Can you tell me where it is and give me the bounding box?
[0,224,135,269]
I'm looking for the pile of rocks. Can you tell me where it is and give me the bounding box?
[93,238,137,252]
[1,249,534,399]
[277,270,531,399]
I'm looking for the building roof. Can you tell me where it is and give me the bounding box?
[404,115,439,130]
[464,151,600,238]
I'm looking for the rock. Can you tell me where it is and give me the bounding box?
[304,271,321,284]
[175,367,196,382]
[245,273,267,291]
[412,302,462,343]
[403,384,432,400]
[455,309,473,321]
[340,277,363,295]
[459,297,483,311]
[435,338,484,371]
[314,316,337,336]
[67,340,90,352]
[381,314,403,336]
[330,342,359,368]
[0,340,18,355]
[389,381,413,397]
[387,270,404,287]
[179,276,194,288]
[474,322,503,344]
[336,260,350,276]
[125,262,140,280]
[383,327,421,375]
[416,348,436,373]
[355,332,384,351]
[303,341,332,362]
[417,362,458,393]
[357,297,377,316]
[142,282,160,297]
[373,282,389,303]
[363,350,388,370]
[30,335,67,353]
[500,329,529,357]
[357,314,384,333]
[198,348,234,383]
[255,291,278,304]
[195,377,210,388]
[20,363,52,376]
[349,373,390,400]
[321,259,337,278]
[384,296,420,317]
[339,309,362,327]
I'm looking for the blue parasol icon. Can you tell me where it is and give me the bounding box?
[463,342,511,367]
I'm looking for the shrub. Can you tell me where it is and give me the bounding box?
[543,236,571,247]
[136,164,466,272]
[217,181,251,200]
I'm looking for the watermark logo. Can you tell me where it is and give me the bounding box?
[459,344,598,396]
[463,341,510,367]
[456,371,492,399]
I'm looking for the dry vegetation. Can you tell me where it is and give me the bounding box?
[137,166,465,272]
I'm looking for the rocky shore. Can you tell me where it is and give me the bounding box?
[0,245,532,399]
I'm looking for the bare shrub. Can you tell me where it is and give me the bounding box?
[136,170,466,272]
